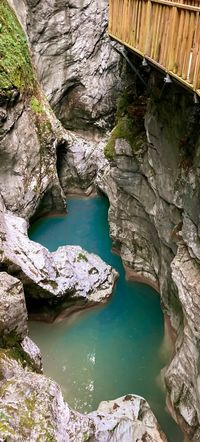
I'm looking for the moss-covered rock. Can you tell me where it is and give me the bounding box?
[0,1,66,219]
[0,0,35,96]
[104,87,146,161]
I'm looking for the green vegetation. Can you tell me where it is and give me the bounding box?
[104,115,145,161]
[0,0,35,95]
[104,87,146,161]
[30,97,45,114]
[29,95,53,149]
[77,253,88,262]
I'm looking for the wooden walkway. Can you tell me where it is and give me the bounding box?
[108,0,200,95]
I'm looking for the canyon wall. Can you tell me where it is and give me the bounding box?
[96,73,200,440]
[11,0,125,133]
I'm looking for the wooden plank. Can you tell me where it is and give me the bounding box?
[182,12,195,80]
[173,9,185,73]
[193,49,200,89]
[136,0,142,48]
[153,4,162,60]
[167,6,178,70]
[189,12,200,83]
[150,4,159,58]
[144,0,153,55]
[177,10,190,76]
[159,6,170,65]
[156,5,165,62]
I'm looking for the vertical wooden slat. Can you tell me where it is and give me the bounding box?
[173,10,184,74]
[189,12,200,83]
[167,6,178,71]
[150,4,159,58]
[177,10,190,76]
[182,12,195,79]
[193,50,200,89]
[144,0,152,56]
[159,6,170,65]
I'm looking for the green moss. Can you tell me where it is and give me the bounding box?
[104,85,146,161]
[2,330,19,347]
[0,346,23,365]
[82,432,90,441]
[30,97,45,114]
[77,253,88,262]
[30,100,53,152]
[104,138,116,161]
[0,0,35,95]
[104,115,145,161]
[115,87,135,119]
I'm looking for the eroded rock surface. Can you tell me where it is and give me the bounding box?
[0,272,28,346]
[0,0,67,219]
[0,197,117,306]
[21,0,125,132]
[58,135,108,195]
[0,349,167,442]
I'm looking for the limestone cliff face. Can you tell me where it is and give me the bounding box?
[0,0,66,219]
[96,73,200,439]
[7,0,127,197]
[13,0,125,133]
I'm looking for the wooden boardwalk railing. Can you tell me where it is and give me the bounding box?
[109,0,200,95]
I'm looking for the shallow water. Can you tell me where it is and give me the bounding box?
[29,195,182,441]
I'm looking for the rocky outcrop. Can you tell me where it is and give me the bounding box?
[0,348,167,442]
[0,270,43,376]
[20,336,42,372]
[0,2,169,440]
[90,395,167,442]
[58,135,108,195]
[0,196,117,312]
[0,272,28,346]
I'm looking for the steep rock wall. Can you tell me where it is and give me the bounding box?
[16,0,126,133]
[0,0,66,219]
[96,73,200,439]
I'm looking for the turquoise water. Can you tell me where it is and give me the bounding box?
[29,196,182,441]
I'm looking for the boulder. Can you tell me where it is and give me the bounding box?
[0,198,118,305]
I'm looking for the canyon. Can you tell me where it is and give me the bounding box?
[0,0,200,440]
